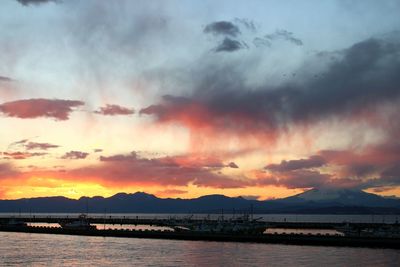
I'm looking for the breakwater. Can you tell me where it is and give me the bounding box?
[1,226,399,249]
[0,215,392,229]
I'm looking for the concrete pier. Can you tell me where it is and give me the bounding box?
[0,215,394,229]
[0,225,399,249]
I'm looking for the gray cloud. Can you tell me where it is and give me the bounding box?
[25,142,59,150]
[9,139,29,147]
[234,18,256,32]
[260,142,400,190]
[16,0,58,6]
[204,21,240,37]
[61,151,89,160]
[227,162,239,168]
[253,37,271,48]
[257,170,331,189]
[265,29,303,46]
[1,151,47,160]
[141,37,400,134]
[215,38,244,52]
[265,156,326,172]
[0,76,13,82]
[94,104,135,116]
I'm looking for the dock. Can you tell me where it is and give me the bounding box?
[0,214,393,229]
[0,225,399,249]
[1,214,400,249]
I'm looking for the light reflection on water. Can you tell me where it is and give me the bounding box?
[0,232,399,266]
[265,228,342,236]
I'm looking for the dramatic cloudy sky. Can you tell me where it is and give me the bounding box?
[1,0,400,200]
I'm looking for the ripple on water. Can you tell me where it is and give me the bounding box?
[0,232,399,266]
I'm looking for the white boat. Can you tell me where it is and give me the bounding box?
[172,214,267,235]
[59,214,96,230]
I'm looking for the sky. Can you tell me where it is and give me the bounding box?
[0,0,400,200]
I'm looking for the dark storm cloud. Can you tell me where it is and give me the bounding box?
[215,38,244,52]
[141,38,400,134]
[16,0,58,6]
[204,21,240,37]
[265,29,303,46]
[260,142,400,190]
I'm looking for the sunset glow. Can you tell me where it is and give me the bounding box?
[1,0,400,200]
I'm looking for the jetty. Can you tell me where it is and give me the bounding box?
[0,225,399,249]
[0,214,399,249]
[0,214,394,229]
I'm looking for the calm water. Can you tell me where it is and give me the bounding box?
[0,232,399,266]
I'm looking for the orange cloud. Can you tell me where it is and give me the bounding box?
[0,98,84,120]
[0,152,250,193]
[73,152,249,188]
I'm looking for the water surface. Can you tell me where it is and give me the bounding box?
[0,232,399,266]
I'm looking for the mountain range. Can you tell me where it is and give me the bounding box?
[0,188,399,214]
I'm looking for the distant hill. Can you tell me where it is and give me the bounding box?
[275,188,400,207]
[0,189,399,214]
[271,188,400,214]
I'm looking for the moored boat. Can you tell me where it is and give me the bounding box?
[172,214,267,235]
[59,214,96,230]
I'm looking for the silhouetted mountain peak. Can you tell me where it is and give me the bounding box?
[130,192,157,199]
[1,189,399,214]
[281,187,397,207]
[110,192,129,199]
[196,194,229,200]
[22,196,72,201]
[295,188,365,201]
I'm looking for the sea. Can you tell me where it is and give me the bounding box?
[1,214,399,266]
